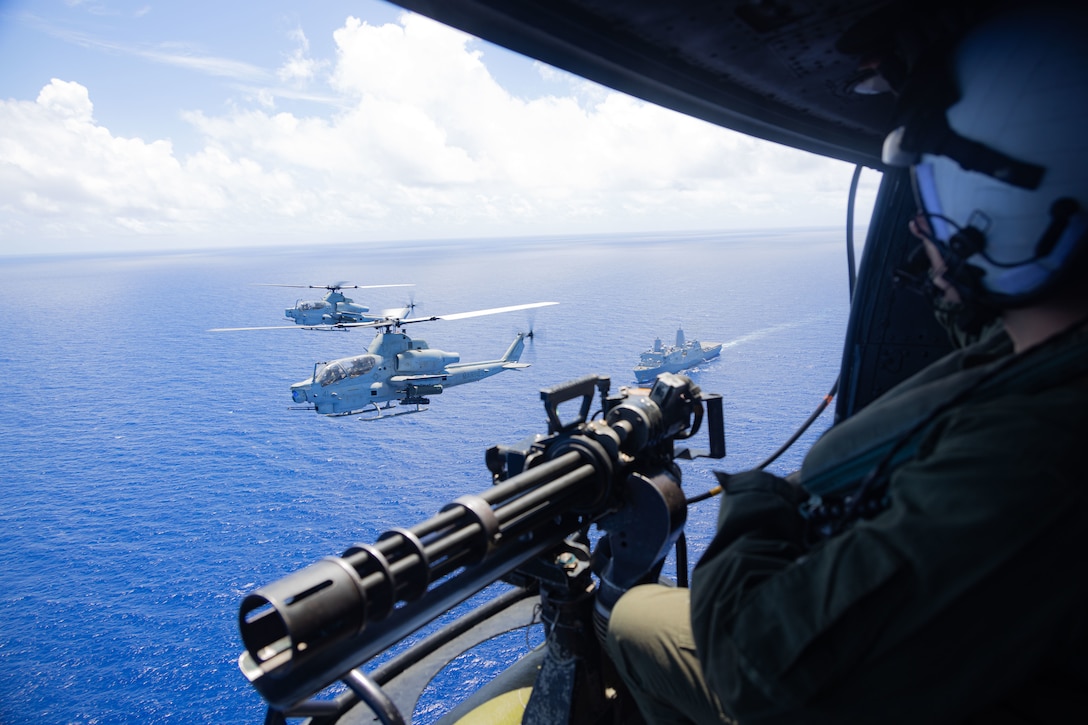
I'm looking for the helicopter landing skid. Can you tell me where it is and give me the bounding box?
[356,400,429,421]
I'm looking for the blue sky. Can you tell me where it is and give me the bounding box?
[0,0,879,256]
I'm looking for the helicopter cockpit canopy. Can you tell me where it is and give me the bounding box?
[315,355,379,387]
[297,300,331,312]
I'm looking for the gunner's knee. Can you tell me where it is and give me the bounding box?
[605,584,691,663]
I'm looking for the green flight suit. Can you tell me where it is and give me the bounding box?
[607,326,1088,724]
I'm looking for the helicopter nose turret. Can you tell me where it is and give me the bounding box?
[291,378,316,405]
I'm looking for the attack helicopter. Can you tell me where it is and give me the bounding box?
[260,282,415,326]
[289,302,557,417]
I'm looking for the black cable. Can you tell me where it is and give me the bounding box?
[756,164,860,470]
[755,379,838,471]
[847,164,861,301]
[675,532,689,587]
[685,165,863,504]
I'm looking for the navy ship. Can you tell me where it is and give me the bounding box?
[634,327,722,383]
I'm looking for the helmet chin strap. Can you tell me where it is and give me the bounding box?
[942,225,988,300]
[895,217,999,340]
[911,211,988,302]
[922,199,1088,308]
[932,239,998,336]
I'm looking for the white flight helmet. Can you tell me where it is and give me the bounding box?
[882,4,1088,307]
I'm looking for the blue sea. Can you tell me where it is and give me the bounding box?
[0,229,852,724]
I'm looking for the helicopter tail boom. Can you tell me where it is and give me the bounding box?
[501,333,527,364]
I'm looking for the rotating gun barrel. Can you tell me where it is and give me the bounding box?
[237,372,724,715]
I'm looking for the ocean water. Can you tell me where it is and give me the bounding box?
[0,229,852,724]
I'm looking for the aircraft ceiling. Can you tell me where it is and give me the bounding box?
[385,0,911,168]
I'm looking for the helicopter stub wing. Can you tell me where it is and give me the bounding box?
[390,373,449,383]
[390,362,530,382]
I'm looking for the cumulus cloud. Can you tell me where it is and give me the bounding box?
[0,79,310,246]
[0,12,877,254]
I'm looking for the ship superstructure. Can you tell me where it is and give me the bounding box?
[634,327,722,384]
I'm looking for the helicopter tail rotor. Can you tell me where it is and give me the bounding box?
[524,306,545,344]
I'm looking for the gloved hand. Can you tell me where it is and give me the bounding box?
[712,469,810,549]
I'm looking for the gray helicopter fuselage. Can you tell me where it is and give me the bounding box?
[290,332,529,415]
[286,290,373,326]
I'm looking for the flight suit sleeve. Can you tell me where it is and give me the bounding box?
[690,391,1088,724]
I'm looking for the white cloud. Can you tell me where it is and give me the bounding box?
[277,28,327,86]
[35,77,94,119]
[0,13,878,255]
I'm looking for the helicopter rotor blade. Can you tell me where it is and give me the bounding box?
[253,283,414,291]
[252,283,349,290]
[208,324,348,332]
[334,301,559,330]
[404,301,559,324]
[350,284,415,290]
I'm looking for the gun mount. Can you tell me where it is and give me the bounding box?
[237,372,724,723]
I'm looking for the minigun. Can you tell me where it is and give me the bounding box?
[238,372,725,724]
